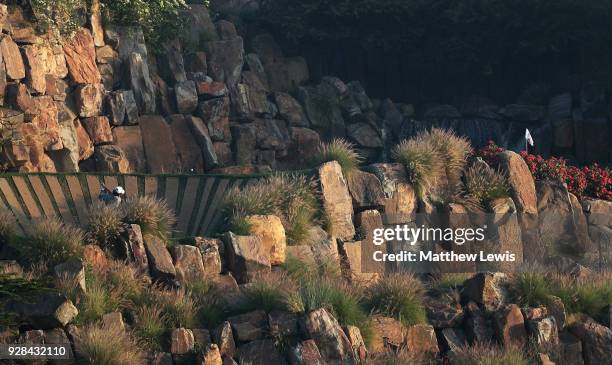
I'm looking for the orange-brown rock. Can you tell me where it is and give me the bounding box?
[246,215,287,265]
[112,126,146,172]
[139,115,179,173]
[23,44,47,93]
[405,324,440,356]
[94,145,130,173]
[171,328,194,355]
[318,161,355,240]
[74,119,94,160]
[494,304,527,347]
[168,114,204,172]
[0,35,25,80]
[81,116,112,145]
[83,244,108,272]
[62,28,101,84]
[75,84,103,118]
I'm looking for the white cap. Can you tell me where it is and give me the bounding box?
[113,186,125,195]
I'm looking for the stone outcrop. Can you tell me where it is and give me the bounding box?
[318,161,355,241]
[301,308,355,365]
[245,215,286,265]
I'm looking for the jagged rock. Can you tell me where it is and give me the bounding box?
[235,339,286,365]
[228,310,268,342]
[288,127,320,165]
[185,51,208,78]
[464,301,494,344]
[347,81,373,112]
[143,234,176,281]
[187,115,219,170]
[148,352,173,365]
[168,114,204,173]
[140,115,178,173]
[112,126,145,172]
[118,224,148,273]
[405,324,440,356]
[171,328,194,355]
[106,91,127,126]
[10,292,78,329]
[344,325,367,362]
[547,296,566,329]
[230,123,256,165]
[440,328,467,358]
[175,80,198,114]
[171,245,206,283]
[537,181,591,254]
[56,116,80,171]
[194,237,223,277]
[122,90,139,125]
[102,312,125,331]
[425,298,464,328]
[246,215,286,265]
[319,161,355,241]
[44,328,74,362]
[290,340,324,365]
[94,145,130,172]
[197,97,231,142]
[54,258,86,292]
[370,315,405,352]
[62,28,101,84]
[23,44,48,93]
[214,321,235,358]
[559,331,584,365]
[74,119,94,160]
[82,116,112,145]
[269,311,298,338]
[75,84,103,118]
[366,163,417,224]
[198,344,222,365]
[494,304,527,347]
[223,232,271,283]
[569,318,612,365]
[183,4,218,47]
[46,76,69,101]
[338,240,378,285]
[157,39,186,84]
[528,316,559,351]
[1,35,25,80]
[347,122,383,148]
[237,71,274,118]
[0,4,7,31]
[266,57,309,92]
[254,118,289,151]
[498,151,537,214]
[275,92,309,127]
[462,273,508,312]
[302,308,355,365]
[296,85,345,139]
[346,170,385,210]
[128,53,156,114]
[196,81,228,98]
[205,31,244,88]
[486,197,523,271]
[82,244,108,272]
[104,25,147,61]
[214,142,233,166]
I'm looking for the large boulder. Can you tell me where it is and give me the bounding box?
[170,328,194,355]
[494,304,527,347]
[128,53,156,114]
[139,115,178,173]
[213,321,235,358]
[81,116,112,145]
[569,318,612,365]
[296,84,345,139]
[527,316,559,351]
[346,170,385,210]
[62,28,101,84]
[246,215,286,265]
[9,292,78,329]
[204,27,244,88]
[537,181,591,254]
[301,308,355,365]
[486,197,523,271]
[168,114,204,172]
[197,97,231,142]
[75,83,104,118]
[318,161,355,241]
[223,232,271,283]
[175,80,198,114]
[227,310,268,342]
[462,273,508,312]
[171,245,206,283]
[235,339,286,365]
[112,126,146,172]
[187,115,219,170]
[274,92,309,127]
[143,234,176,281]
[290,340,324,365]
[404,324,440,356]
[369,315,405,352]
[94,145,130,172]
[0,35,25,80]
[157,39,187,84]
[366,163,417,224]
[194,237,223,278]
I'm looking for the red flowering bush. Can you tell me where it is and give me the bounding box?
[474,142,611,201]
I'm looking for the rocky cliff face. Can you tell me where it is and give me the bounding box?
[0,3,609,174]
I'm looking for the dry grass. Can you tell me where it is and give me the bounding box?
[366,348,427,365]
[366,273,427,326]
[462,163,510,208]
[154,288,198,329]
[121,196,176,240]
[222,174,320,244]
[453,342,529,365]
[87,202,126,249]
[232,271,296,314]
[393,135,444,199]
[313,138,363,176]
[428,128,472,189]
[132,304,167,352]
[25,218,84,266]
[0,211,16,244]
[76,321,145,365]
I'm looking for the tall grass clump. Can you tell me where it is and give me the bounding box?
[222,174,320,244]
[232,272,294,314]
[155,289,198,329]
[366,348,427,365]
[132,304,167,352]
[25,219,84,267]
[454,342,529,365]
[366,273,427,326]
[87,202,126,249]
[510,271,551,308]
[313,139,363,176]
[77,321,145,365]
[462,163,510,208]
[122,196,176,240]
[393,135,444,200]
[550,271,612,321]
[188,281,227,329]
[428,128,472,189]
[0,211,16,246]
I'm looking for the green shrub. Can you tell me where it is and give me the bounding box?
[454,342,529,365]
[222,174,320,244]
[77,321,145,365]
[232,272,293,314]
[393,135,444,200]
[87,203,126,250]
[0,211,16,244]
[76,278,114,325]
[462,163,510,208]
[29,0,86,36]
[188,281,226,329]
[132,304,167,352]
[313,139,362,176]
[24,219,84,267]
[156,289,198,329]
[122,196,176,240]
[430,273,471,291]
[550,271,612,321]
[510,271,551,308]
[366,273,427,326]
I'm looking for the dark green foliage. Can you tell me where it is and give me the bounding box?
[366,273,427,326]
[22,219,84,267]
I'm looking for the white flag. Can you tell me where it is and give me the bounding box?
[525,129,534,146]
